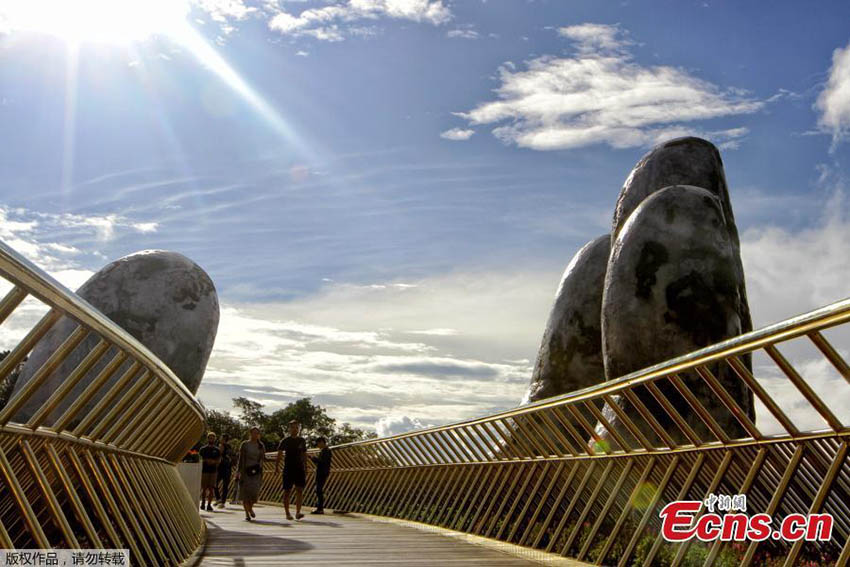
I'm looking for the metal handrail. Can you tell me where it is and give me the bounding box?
[273,298,850,567]
[332,297,850,452]
[0,240,206,565]
[0,241,204,416]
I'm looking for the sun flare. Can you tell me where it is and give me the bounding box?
[0,0,191,43]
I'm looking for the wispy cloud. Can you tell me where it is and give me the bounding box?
[557,22,632,54]
[440,127,475,141]
[0,206,157,270]
[199,270,548,431]
[451,23,764,150]
[447,27,478,40]
[267,0,451,42]
[815,40,850,147]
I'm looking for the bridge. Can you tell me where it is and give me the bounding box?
[0,239,849,566]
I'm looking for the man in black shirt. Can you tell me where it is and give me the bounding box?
[198,432,221,511]
[215,434,235,507]
[274,420,307,520]
[310,436,332,514]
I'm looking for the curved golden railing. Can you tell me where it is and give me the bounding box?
[258,299,850,566]
[0,241,206,565]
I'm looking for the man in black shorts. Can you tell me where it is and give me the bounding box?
[198,432,221,511]
[274,420,307,520]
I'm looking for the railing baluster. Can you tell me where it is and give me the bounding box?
[561,459,616,556]
[618,455,683,567]
[532,461,580,549]
[546,461,599,553]
[740,446,805,566]
[584,400,633,452]
[0,310,68,425]
[484,462,526,538]
[765,344,844,431]
[43,444,104,548]
[641,452,712,567]
[645,380,703,445]
[448,465,484,528]
[0,285,28,325]
[784,442,848,566]
[669,374,731,443]
[456,464,496,531]
[577,459,636,560]
[622,389,677,449]
[506,462,553,542]
[669,450,738,567]
[51,352,129,432]
[726,355,799,436]
[0,443,50,548]
[595,457,656,564]
[19,440,81,548]
[602,393,655,450]
[96,373,159,443]
[808,330,850,384]
[696,365,762,440]
[468,464,507,534]
[64,447,124,549]
[704,448,768,565]
[518,461,566,547]
[73,362,145,438]
[26,339,111,429]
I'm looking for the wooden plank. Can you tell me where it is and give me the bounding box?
[198,504,545,566]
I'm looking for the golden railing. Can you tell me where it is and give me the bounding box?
[0,241,206,565]
[260,299,850,567]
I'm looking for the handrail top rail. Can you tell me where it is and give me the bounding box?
[0,241,205,419]
[330,296,850,450]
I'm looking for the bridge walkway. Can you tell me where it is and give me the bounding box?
[197,504,553,566]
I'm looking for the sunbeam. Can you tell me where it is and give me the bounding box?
[174,25,312,159]
[2,0,314,162]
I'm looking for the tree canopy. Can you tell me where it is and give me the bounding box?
[202,397,376,450]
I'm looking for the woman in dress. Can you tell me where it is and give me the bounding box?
[235,426,266,521]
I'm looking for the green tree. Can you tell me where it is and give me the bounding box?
[202,409,246,445]
[330,422,377,445]
[266,398,336,445]
[233,397,265,426]
[208,396,376,450]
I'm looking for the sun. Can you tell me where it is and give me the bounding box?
[1,0,313,162]
[0,0,192,44]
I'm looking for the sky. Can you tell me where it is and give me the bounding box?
[1,0,850,437]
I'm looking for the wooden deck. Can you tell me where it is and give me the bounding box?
[198,503,545,566]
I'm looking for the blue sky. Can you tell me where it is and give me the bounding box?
[1,0,849,436]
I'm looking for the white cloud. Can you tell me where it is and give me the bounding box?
[407,328,459,336]
[739,181,850,434]
[375,415,426,436]
[267,0,451,41]
[0,206,156,272]
[198,268,553,431]
[742,190,850,327]
[440,127,475,141]
[193,0,254,23]
[453,23,763,151]
[447,28,478,40]
[815,41,850,146]
[558,23,631,54]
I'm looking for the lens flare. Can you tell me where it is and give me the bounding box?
[1,0,191,43]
